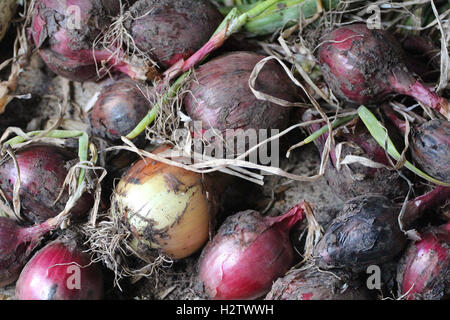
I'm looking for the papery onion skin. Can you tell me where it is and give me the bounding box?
[397,223,450,300]
[198,205,305,300]
[0,217,54,288]
[15,239,104,300]
[89,78,151,145]
[114,157,212,260]
[0,144,94,224]
[127,0,223,69]
[265,268,371,300]
[319,23,448,117]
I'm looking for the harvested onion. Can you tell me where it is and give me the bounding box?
[113,154,214,260]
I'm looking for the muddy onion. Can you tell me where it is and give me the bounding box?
[89,78,151,145]
[265,268,371,300]
[31,0,139,81]
[114,156,213,260]
[126,0,223,69]
[0,144,94,224]
[314,187,450,273]
[0,217,55,287]
[184,51,300,154]
[197,204,307,300]
[397,222,450,300]
[304,112,408,201]
[15,239,104,300]
[319,23,448,118]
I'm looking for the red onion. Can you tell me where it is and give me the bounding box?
[31,0,142,81]
[126,0,223,69]
[319,23,449,118]
[15,239,104,300]
[0,217,56,287]
[382,105,450,183]
[89,78,151,145]
[397,222,449,300]
[184,51,300,153]
[265,268,371,300]
[304,112,408,200]
[0,144,94,224]
[314,186,450,272]
[197,203,307,300]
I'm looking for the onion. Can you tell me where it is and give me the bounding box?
[31,0,141,81]
[397,222,449,300]
[382,105,450,183]
[0,217,56,287]
[113,153,214,260]
[304,112,408,201]
[314,187,450,272]
[318,23,449,118]
[184,51,300,154]
[0,0,17,42]
[126,0,223,69]
[89,78,151,145]
[197,204,307,300]
[265,268,371,300]
[0,143,94,224]
[15,238,104,300]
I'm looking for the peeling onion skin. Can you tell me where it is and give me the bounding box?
[410,119,450,183]
[265,268,372,300]
[89,78,151,146]
[319,24,448,117]
[397,223,450,300]
[114,156,214,260]
[127,0,223,69]
[0,144,94,224]
[198,206,304,300]
[313,194,408,273]
[184,51,300,153]
[15,239,104,300]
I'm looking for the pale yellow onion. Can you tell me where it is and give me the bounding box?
[0,0,17,42]
[114,158,212,260]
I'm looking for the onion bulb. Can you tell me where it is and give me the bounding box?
[113,154,214,260]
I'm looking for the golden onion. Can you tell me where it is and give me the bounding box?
[114,158,213,260]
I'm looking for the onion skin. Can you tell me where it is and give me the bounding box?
[15,239,104,300]
[265,268,371,300]
[0,144,94,224]
[319,24,448,118]
[197,205,305,300]
[304,112,408,201]
[127,0,223,69]
[89,78,151,145]
[184,51,300,152]
[0,217,54,288]
[31,0,140,81]
[397,223,450,300]
[114,156,213,260]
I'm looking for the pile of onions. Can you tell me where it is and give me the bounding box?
[89,78,151,145]
[397,222,449,300]
[265,268,371,300]
[318,23,448,118]
[126,0,223,69]
[15,238,104,300]
[314,186,450,272]
[0,144,93,224]
[113,153,214,260]
[382,105,450,183]
[303,112,408,201]
[197,203,308,300]
[184,51,301,154]
[0,217,56,287]
[31,0,140,81]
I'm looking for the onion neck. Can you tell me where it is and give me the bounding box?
[266,203,305,232]
[403,186,450,228]
[382,105,407,135]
